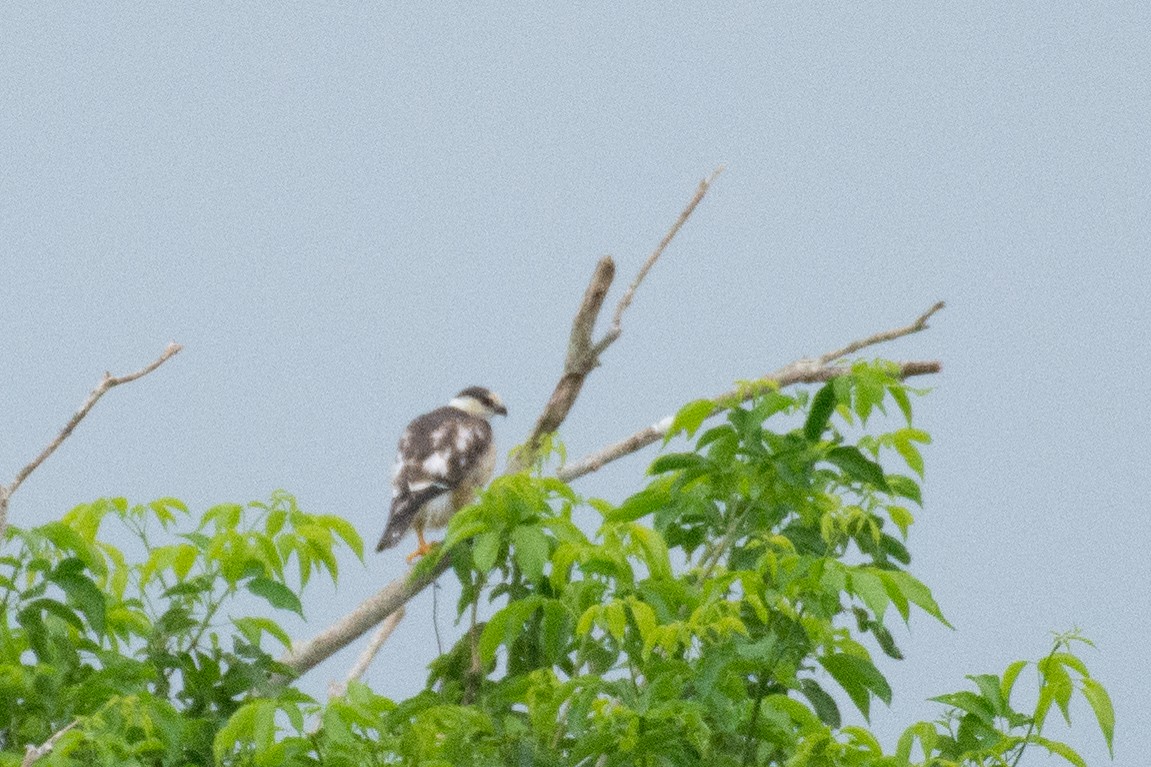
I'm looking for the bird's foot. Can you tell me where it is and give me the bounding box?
[406,540,441,563]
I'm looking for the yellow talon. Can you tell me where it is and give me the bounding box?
[406,529,440,562]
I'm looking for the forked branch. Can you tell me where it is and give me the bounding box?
[280,172,944,687]
[508,167,724,472]
[279,317,941,683]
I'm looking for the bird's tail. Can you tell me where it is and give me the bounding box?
[375,523,405,552]
[376,487,445,553]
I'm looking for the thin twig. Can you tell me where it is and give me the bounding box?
[820,301,944,363]
[21,719,81,767]
[509,168,722,472]
[557,301,945,482]
[0,342,183,540]
[557,359,940,482]
[340,605,406,688]
[593,166,725,357]
[275,313,942,685]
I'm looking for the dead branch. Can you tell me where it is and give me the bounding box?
[331,605,406,696]
[276,558,448,681]
[275,175,943,689]
[558,358,941,482]
[277,319,941,686]
[558,301,944,481]
[508,167,723,472]
[0,342,183,540]
[593,166,725,357]
[21,719,80,767]
[820,301,945,363]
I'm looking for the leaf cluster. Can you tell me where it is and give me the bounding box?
[0,363,1114,766]
[0,491,358,766]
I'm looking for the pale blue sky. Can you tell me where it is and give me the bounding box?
[3,4,1148,763]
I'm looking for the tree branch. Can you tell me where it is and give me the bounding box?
[273,171,946,688]
[556,302,943,482]
[21,719,80,767]
[0,342,183,541]
[327,605,406,698]
[275,558,448,681]
[820,300,945,363]
[508,167,722,472]
[558,357,941,483]
[277,308,942,684]
[591,166,725,358]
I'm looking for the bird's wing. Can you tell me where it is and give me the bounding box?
[376,408,494,551]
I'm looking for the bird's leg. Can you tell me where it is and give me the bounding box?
[406,526,438,562]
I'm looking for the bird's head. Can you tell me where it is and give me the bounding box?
[449,387,508,419]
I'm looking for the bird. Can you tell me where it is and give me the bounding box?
[376,386,507,561]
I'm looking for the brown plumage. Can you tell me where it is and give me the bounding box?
[376,387,506,560]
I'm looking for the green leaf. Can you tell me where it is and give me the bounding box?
[842,725,882,755]
[892,428,931,478]
[39,522,104,573]
[888,384,913,425]
[819,652,892,720]
[967,673,1006,717]
[19,597,85,633]
[798,679,841,727]
[648,452,706,475]
[512,525,550,582]
[930,691,995,726]
[896,721,938,763]
[247,577,303,616]
[317,514,364,559]
[233,616,293,650]
[473,531,502,573]
[442,516,487,550]
[804,383,838,441]
[480,596,546,665]
[1039,654,1074,723]
[849,568,889,623]
[48,559,107,636]
[882,570,951,627]
[603,600,627,641]
[1027,735,1087,767]
[1001,659,1028,705]
[629,524,672,580]
[608,484,670,523]
[666,399,717,442]
[215,701,259,759]
[871,622,903,660]
[885,505,914,538]
[1080,677,1114,755]
[826,446,889,491]
[886,474,922,505]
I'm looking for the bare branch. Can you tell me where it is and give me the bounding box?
[334,605,406,693]
[275,558,449,682]
[820,301,945,363]
[509,168,722,472]
[592,165,724,358]
[558,358,940,482]
[557,301,946,483]
[277,304,943,685]
[21,719,80,767]
[508,258,616,472]
[0,342,183,540]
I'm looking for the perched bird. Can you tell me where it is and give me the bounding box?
[376,386,507,560]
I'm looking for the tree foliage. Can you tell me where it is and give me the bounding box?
[0,363,1112,765]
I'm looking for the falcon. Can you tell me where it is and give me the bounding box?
[375,386,507,560]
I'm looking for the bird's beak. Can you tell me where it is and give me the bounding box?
[495,404,508,416]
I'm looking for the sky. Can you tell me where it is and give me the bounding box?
[2,3,1148,763]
